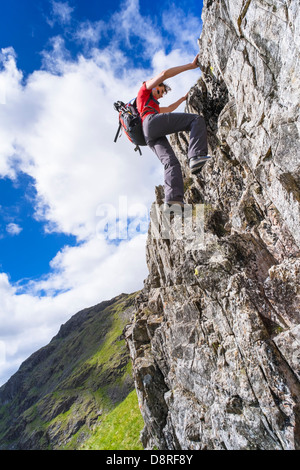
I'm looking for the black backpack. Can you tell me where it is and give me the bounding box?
[113,99,146,155]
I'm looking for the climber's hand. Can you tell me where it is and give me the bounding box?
[190,54,199,69]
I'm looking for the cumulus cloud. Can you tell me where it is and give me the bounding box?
[6,223,22,236]
[0,234,148,384]
[162,5,203,48]
[41,36,72,72]
[0,0,202,385]
[48,0,75,27]
[110,0,163,54]
[0,45,157,385]
[74,20,105,48]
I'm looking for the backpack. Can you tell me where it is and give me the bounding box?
[113,99,146,156]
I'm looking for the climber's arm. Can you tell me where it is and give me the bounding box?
[145,55,199,90]
[160,93,189,113]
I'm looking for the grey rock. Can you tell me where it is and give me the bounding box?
[126,0,300,450]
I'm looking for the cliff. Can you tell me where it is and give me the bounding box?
[125,0,300,450]
[0,293,143,450]
[0,0,299,452]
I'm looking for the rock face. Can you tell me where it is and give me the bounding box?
[125,0,300,450]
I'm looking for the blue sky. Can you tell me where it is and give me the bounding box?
[1,0,203,75]
[0,172,77,284]
[0,0,203,385]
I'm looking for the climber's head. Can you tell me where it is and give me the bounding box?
[152,82,171,99]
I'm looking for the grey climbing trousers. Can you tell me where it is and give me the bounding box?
[143,112,208,203]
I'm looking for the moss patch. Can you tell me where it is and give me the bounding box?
[80,390,144,450]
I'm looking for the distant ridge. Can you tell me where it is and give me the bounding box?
[0,292,142,450]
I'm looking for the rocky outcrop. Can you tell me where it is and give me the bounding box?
[125,0,300,450]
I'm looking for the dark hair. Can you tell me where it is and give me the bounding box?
[159,82,171,94]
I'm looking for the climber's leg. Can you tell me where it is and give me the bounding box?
[147,136,184,203]
[144,112,208,159]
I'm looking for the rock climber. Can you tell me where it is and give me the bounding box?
[136,54,210,207]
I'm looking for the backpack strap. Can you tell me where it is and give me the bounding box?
[141,93,159,118]
[150,94,160,105]
[141,106,159,117]
[134,145,142,156]
[114,122,122,143]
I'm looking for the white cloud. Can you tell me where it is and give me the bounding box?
[0,234,148,385]
[0,48,24,179]
[6,223,22,236]
[48,0,74,27]
[74,20,105,47]
[0,0,202,386]
[41,36,72,73]
[162,5,203,48]
[0,46,158,386]
[110,0,163,53]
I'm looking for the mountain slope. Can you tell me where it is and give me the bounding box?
[0,292,143,450]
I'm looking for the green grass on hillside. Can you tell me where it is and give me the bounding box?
[80,390,144,450]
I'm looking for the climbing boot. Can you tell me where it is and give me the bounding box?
[189,155,211,174]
